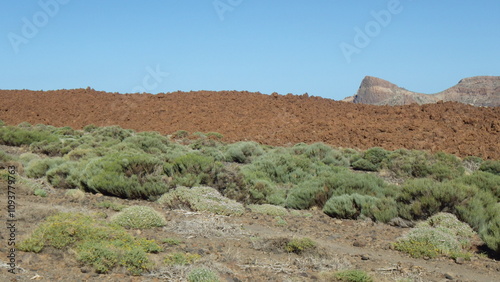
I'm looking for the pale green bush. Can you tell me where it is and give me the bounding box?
[158,186,244,216]
[394,212,476,258]
[111,205,167,229]
[247,204,288,216]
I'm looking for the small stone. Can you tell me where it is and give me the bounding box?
[353,240,366,247]
[361,254,370,260]
[455,257,465,264]
[444,272,455,280]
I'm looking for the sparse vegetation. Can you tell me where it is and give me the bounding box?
[161,237,183,246]
[164,252,201,265]
[65,189,86,201]
[334,269,373,282]
[34,188,47,197]
[97,200,127,211]
[18,212,162,275]
[187,268,220,282]
[284,237,316,254]
[247,204,288,216]
[3,122,500,259]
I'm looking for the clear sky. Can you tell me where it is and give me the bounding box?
[1,0,499,100]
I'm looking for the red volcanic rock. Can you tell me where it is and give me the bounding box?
[1,88,500,159]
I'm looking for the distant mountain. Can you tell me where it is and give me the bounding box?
[342,76,500,107]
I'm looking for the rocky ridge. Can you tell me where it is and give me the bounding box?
[344,76,500,107]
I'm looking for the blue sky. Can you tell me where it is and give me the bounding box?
[1,0,499,100]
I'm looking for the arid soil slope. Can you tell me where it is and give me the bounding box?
[1,89,500,159]
[344,76,500,107]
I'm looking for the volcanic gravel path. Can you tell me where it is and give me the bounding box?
[1,89,499,159]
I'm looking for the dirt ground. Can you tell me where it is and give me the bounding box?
[1,89,499,159]
[0,174,499,282]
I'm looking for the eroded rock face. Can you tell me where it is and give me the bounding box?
[345,76,500,107]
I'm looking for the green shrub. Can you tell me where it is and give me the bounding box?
[77,241,119,274]
[285,179,330,209]
[479,160,500,176]
[225,141,264,163]
[187,268,220,282]
[164,252,200,265]
[53,126,81,137]
[172,130,189,139]
[96,200,127,211]
[34,188,47,197]
[383,149,464,181]
[158,186,245,216]
[90,125,133,142]
[111,205,167,229]
[30,139,71,156]
[65,189,86,201]
[0,150,13,163]
[241,149,320,185]
[396,178,477,220]
[284,238,316,254]
[162,238,183,246]
[421,212,475,247]
[394,213,476,258]
[360,147,389,170]
[454,171,500,199]
[164,153,224,188]
[206,132,224,140]
[0,126,59,146]
[334,270,373,282]
[479,204,500,253]
[46,161,82,189]
[302,143,350,166]
[83,124,98,132]
[245,179,283,205]
[0,120,5,127]
[123,131,170,154]
[351,159,378,171]
[455,192,500,254]
[326,171,394,198]
[81,152,168,199]
[119,247,153,275]
[25,157,65,178]
[247,204,288,216]
[19,152,41,166]
[19,212,162,274]
[322,190,398,222]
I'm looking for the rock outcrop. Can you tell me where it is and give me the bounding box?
[343,76,500,107]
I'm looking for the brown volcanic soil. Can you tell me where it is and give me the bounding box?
[1,89,500,159]
[1,156,499,282]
